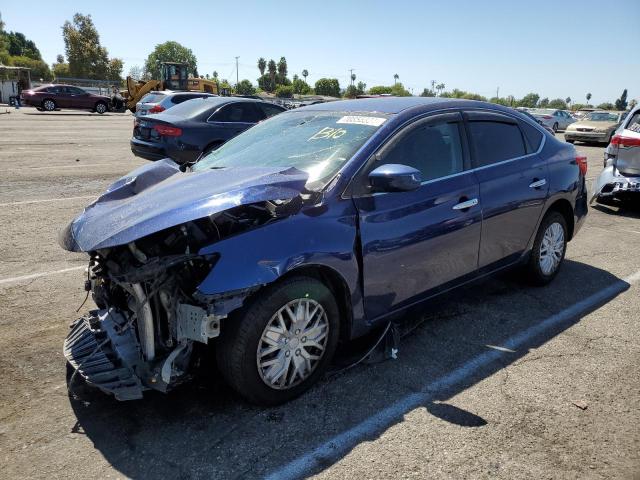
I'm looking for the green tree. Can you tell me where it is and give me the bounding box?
[435,83,445,96]
[390,82,411,97]
[420,88,436,97]
[106,58,123,82]
[277,57,287,78]
[565,96,571,107]
[4,31,42,59]
[302,69,308,82]
[267,59,277,82]
[144,40,197,79]
[518,92,540,108]
[236,79,256,95]
[257,57,266,76]
[393,73,399,85]
[62,13,118,79]
[615,89,628,111]
[548,98,568,109]
[314,78,340,97]
[292,77,311,94]
[344,84,358,98]
[275,85,293,98]
[489,97,510,106]
[538,97,549,108]
[356,81,366,96]
[629,99,638,110]
[596,102,615,110]
[586,92,592,105]
[52,54,70,79]
[368,85,393,95]
[7,56,51,80]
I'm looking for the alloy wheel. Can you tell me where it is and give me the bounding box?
[96,103,107,114]
[257,298,329,390]
[43,100,55,111]
[539,222,565,275]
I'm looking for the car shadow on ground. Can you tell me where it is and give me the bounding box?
[68,259,628,479]
[591,202,640,218]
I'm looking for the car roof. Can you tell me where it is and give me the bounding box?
[296,96,517,115]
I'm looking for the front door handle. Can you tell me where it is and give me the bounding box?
[529,178,547,189]
[452,198,479,210]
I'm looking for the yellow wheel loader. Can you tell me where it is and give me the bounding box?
[114,62,220,113]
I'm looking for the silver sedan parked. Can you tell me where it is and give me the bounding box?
[529,109,575,132]
[135,91,217,117]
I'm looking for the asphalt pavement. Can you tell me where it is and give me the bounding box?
[0,107,638,479]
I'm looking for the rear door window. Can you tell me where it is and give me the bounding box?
[258,103,285,118]
[468,120,526,166]
[625,111,640,133]
[212,102,262,123]
[519,120,544,153]
[171,94,208,105]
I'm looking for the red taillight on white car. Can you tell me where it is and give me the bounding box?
[543,115,552,119]
[576,154,588,175]
[153,124,182,137]
[610,134,640,148]
[149,105,165,113]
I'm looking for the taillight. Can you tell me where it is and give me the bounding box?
[149,104,165,113]
[610,134,640,148]
[153,124,182,137]
[576,154,588,175]
[543,115,552,119]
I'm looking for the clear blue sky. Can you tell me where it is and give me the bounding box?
[2,0,639,104]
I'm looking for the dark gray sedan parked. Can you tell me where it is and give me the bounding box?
[131,97,286,164]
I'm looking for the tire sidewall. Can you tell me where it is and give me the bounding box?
[223,277,340,405]
[529,212,568,284]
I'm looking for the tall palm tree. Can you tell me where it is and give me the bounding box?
[565,96,571,108]
[267,59,277,91]
[302,69,308,83]
[393,73,399,85]
[277,57,287,78]
[586,92,592,105]
[351,73,356,85]
[436,83,445,96]
[257,58,266,77]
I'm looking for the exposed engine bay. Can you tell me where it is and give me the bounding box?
[64,199,302,400]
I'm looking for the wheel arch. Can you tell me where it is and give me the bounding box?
[543,197,575,240]
[275,264,354,343]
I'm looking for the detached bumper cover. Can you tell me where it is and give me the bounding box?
[64,309,146,401]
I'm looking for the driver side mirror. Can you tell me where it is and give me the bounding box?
[368,164,422,193]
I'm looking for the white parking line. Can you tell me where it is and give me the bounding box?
[0,266,85,286]
[0,195,95,207]
[265,268,640,480]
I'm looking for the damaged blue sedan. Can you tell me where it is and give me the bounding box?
[61,97,588,405]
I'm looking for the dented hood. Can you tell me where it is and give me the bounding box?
[59,159,308,252]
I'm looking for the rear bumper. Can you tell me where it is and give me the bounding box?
[591,166,640,203]
[130,138,167,161]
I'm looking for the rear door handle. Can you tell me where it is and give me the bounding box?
[452,198,479,210]
[529,179,547,189]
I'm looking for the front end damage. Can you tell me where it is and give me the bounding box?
[62,162,309,400]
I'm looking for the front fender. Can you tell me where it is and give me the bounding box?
[196,204,360,304]
[590,165,616,203]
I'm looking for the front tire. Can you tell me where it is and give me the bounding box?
[525,211,568,285]
[216,276,340,405]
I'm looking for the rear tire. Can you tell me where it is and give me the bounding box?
[525,211,568,285]
[216,276,340,405]
[42,99,56,111]
[565,139,575,144]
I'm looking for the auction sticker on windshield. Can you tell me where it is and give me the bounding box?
[337,116,387,126]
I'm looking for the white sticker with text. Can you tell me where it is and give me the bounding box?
[336,116,386,127]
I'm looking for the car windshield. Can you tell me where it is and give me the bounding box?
[584,112,619,122]
[531,109,555,115]
[193,111,389,190]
